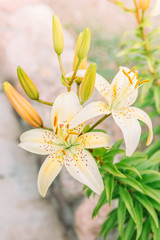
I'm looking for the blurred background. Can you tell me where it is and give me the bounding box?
[0,0,159,239]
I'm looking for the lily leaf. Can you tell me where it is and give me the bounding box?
[103,163,126,178]
[104,174,114,206]
[118,197,126,239]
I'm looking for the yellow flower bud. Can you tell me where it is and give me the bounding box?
[17,66,39,100]
[73,32,87,71]
[139,0,150,11]
[80,63,97,102]
[3,82,43,128]
[52,15,64,55]
[77,28,91,60]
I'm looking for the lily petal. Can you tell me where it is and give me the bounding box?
[111,67,138,108]
[112,109,141,156]
[51,91,82,133]
[19,129,63,155]
[64,147,104,194]
[76,132,110,148]
[38,151,64,197]
[66,70,113,106]
[128,107,153,146]
[69,101,110,129]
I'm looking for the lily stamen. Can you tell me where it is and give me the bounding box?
[122,69,133,84]
[65,134,69,142]
[127,67,136,74]
[135,77,142,89]
[68,131,79,135]
[54,116,57,126]
[62,149,66,155]
[140,79,150,85]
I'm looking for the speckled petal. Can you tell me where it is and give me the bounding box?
[19,129,63,155]
[112,109,141,156]
[64,147,104,194]
[76,132,110,148]
[51,91,82,133]
[38,151,64,197]
[69,101,110,129]
[128,107,153,146]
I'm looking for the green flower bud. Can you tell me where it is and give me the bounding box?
[80,63,97,102]
[52,15,64,55]
[17,66,39,100]
[77,28,91,60]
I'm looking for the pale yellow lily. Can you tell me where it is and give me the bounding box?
[19,91,110,197]
[67,67,153,156]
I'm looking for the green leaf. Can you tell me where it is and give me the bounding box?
[139,218,151,240]
[104,175,114,206]
[115,162,142,179]
[135,202,143,239]
[118,197,126,239]
[99,209,117,237]
[150,198,160,211]
[119,186,136,222]
[92,190,106,218]
[112,139,123,148]
[103,149,125,163]
[150,217,160,240]
[92,147,107,157]
[124,218,135,240]
[137,150,160,170]
[140,170,160,184]
[145,139,160,158]
[153,86,160,113]
[120,152,147,166]
[133,193,159,228]
[117,175,145,194]
[142,185,160,204]
[103,163,126,178]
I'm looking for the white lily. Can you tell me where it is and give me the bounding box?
[19,91,110,197]
[67,67,153,156]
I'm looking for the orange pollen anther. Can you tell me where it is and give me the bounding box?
[127,67,136,74]
[59,124,64,128]
[62,149,66,155]
[140,79,150,85]
[68,131,79,135]
[122,69,133,84]
[135,77,142,89]
[65,135,69,142]
[54,116,57,126]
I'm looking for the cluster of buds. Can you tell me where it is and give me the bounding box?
[3,14,97,128]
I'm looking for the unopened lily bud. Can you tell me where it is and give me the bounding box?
[17,66,39,100]
[73,32,87,71]
[77,28,91,60]
[80,63,97,102]
[3,82,43,128]
[139,0,150,11]
[52,15,64,55]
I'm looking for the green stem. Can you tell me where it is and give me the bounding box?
[37,99,53,106]
[69,59,81,87]
[42,126,53,131]
[77,83,80,99]
[86,114,111,132]
[58,54,70,90]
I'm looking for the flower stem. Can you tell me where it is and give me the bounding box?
[37,99,53,106]
[77,83,80,99]
[86,114,111,132]
[42,126,53,131]
[68,59,81,88]
[58,54,70,90]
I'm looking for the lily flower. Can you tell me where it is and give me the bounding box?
[19,91,110,197]
[67,67,153,156]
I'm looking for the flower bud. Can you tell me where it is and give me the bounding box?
[139,0,150,11]
[77,28,91,60]
[3,82,43,128]
[73,32,87,71]
[17,66,39,100]
[80,63,97,102]
[52,15,64,55]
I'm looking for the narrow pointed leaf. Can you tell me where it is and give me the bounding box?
[99,209,117,238]
[142,184,160,204]
[117,175,145,194]
[150,217,160,240]
[118,197,126,239]
[124,218,135,240]
[139,219,151,240]
[119,186,136,222]
[135,202,143,239]
[133,193,159,228]
[103,163,126,178]
[92,190,106,218]
[104,174,114,206]
[116,162,142,179]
